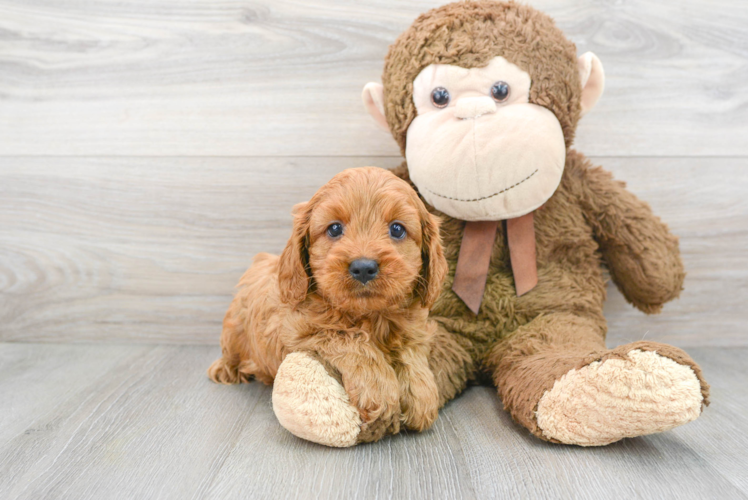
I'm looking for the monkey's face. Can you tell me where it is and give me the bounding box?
[363,3,605,220]
[405,56,566,221]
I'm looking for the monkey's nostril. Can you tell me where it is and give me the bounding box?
[454,96,497,119]
[349,259,379,285]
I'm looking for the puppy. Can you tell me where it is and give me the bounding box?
[208,167,448,442]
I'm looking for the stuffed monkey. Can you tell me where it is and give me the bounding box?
[271,0,709,447]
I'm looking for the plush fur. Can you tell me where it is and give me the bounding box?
[382,0,583,155]
[272,351,363,447]
[207,167,448,443]
[231,0,710,448]
[535,349,704,445]
[386,146,710,445]
[375,1,710,445]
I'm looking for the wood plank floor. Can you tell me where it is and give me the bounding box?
[0,343,746,500]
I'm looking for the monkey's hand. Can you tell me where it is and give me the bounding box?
[572,152,685,313]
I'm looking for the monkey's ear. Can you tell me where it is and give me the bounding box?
[577,52,605,116]
[362,82,390,131]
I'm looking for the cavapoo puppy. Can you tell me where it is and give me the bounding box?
[208,167,447,442]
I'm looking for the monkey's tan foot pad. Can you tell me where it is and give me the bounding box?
[272,352,362,447]
[536,349,705,446]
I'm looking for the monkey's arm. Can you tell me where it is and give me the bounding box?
[571,153,685,313]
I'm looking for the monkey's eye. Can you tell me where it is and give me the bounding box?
[326,222,343,238]
[490,81,510,102]
[430,87,450,108]
[389,222,406,240]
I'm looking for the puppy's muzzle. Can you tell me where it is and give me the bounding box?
[349,259,379,285]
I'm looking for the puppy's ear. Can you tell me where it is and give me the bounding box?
[416,210,448,308]
[290,201,308,216]
[278,202,313,305]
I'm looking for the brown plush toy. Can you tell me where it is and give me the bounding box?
[270,0,710,447]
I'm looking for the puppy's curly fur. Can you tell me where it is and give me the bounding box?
[208,167,448,441]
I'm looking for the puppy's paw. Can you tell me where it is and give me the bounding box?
[345,370,401,443]
[272,352,362,447]
[401,375,440,432]
[207,358,240,384]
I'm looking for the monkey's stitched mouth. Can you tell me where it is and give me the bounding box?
[423,169,538,202]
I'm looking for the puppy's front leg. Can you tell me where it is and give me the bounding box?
[396,342,440,432]
[321,341,401,443]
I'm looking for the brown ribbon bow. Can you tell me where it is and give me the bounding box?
[452,212,538,314]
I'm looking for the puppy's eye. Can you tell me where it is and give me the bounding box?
[389,222,406,240]
[327,222,343,238]
[431,87,450,108]
[490,81,510,102]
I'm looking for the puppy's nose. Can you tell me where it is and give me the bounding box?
[349,259,379,285]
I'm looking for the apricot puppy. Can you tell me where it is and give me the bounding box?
[208,167,447,442]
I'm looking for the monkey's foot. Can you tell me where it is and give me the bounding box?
[272,352,361,447]
[535,342,709,446]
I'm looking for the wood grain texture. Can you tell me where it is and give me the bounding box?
[0,343,152,445]
[0,344,268,500]
[0,0,746,157]
[599,156,748,348]
[0,156,400,343]
[1,156,746,346]
[0,343,746,499]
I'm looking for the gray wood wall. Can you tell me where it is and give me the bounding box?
[1,0,746,346]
